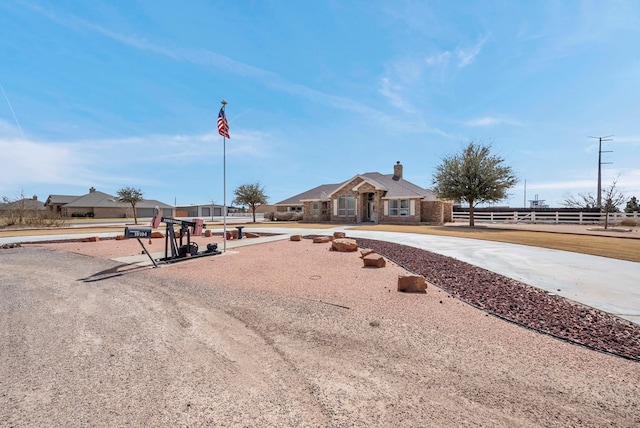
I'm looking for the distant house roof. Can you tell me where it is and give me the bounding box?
[140,199,174,209]
[45,195,78,205]
[63,191,122,208]
[0,197,45,211]
[46,190,173,210]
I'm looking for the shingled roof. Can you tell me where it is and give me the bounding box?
[275,164,437,206]
[275,183,341,206]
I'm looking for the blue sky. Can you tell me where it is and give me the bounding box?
[1,0,639,209]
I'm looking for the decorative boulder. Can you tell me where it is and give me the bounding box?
[205,229,212,237]
[397,274,428,293]
[115,235,126,241]
[245,232,260,238]
[363,253,386,268]
[331,238,358,252]
[360,248,375,258]
[290,235,302,241]
[312,236,331,243]
[81,236,99,242]
[333,231,346,239]
[151,231,164,238]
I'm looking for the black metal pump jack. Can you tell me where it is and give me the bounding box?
[153,216,220,263]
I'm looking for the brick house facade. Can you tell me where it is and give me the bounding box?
[276,162,453,225]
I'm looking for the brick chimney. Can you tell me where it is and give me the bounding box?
[392,161,403,181]
[89,187,96,193]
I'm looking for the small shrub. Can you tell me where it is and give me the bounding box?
[620,218,638,227]
[273,212,302,221]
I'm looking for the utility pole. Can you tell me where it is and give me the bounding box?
[588,135,613,208]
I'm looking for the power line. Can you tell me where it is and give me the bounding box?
[588,135,613,208]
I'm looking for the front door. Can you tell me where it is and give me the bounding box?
[367,201,376,222]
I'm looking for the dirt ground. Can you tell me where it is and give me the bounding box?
[1,235,639,427]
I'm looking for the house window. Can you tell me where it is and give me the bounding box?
[389,199,409,216]
[312,201,319,216]
[338,195,355,216]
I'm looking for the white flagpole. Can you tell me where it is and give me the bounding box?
[221,100,228,252]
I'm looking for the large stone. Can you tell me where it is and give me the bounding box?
[245,232,260,238]
[151,231,164,238]
[81,236,99,242]
[331,238,358,252]
[312,236,331,243]
[333,231,346,239]
[360,248,375,258]
[363,253,386,268]
[397,274,428,293]
[290,235,302,241]
[205,229,212,237]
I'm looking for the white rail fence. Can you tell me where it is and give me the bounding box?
[452,211,639,225]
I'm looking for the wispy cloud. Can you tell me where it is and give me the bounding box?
[425,51,451,67]
[425,33,490,70]
[463,116,523,127]
[456,34,490,68]
[0,127,277,195]
[0,138,91,188]
[378,77,414,113]
[22,1,409,130]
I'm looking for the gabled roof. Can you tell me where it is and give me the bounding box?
[63,191,123,208]
[327,172,436,200]
[0,198,45,210]
[139,199,173,209]
[361,172,437,199]
[45,195,78,205]
[278,170,437,206]
[275,183,341,205]
[62,191,173,209]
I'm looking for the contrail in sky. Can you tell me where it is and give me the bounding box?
[0,82,25,139]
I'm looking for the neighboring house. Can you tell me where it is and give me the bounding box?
[274,162,453,225]
[176,203,228,218]
[45,195,78,215]
[0,195,45,213]
[45,187,174,218]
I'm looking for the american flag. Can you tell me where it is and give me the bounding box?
[217,107,230,138]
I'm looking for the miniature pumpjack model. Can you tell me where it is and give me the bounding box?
[151,213,221,263]
[124,212,221,266]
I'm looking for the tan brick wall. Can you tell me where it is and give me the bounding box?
[420,200,453,224]
[330,177,361,223]
[380,197,422,224]
[93,207,131,218]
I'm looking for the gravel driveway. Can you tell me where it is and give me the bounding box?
[1,237,639,427]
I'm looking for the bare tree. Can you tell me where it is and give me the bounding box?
[601,177,625,229]
[563,177,625,229]
[562,193,598,209]
[117,187,144,224]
